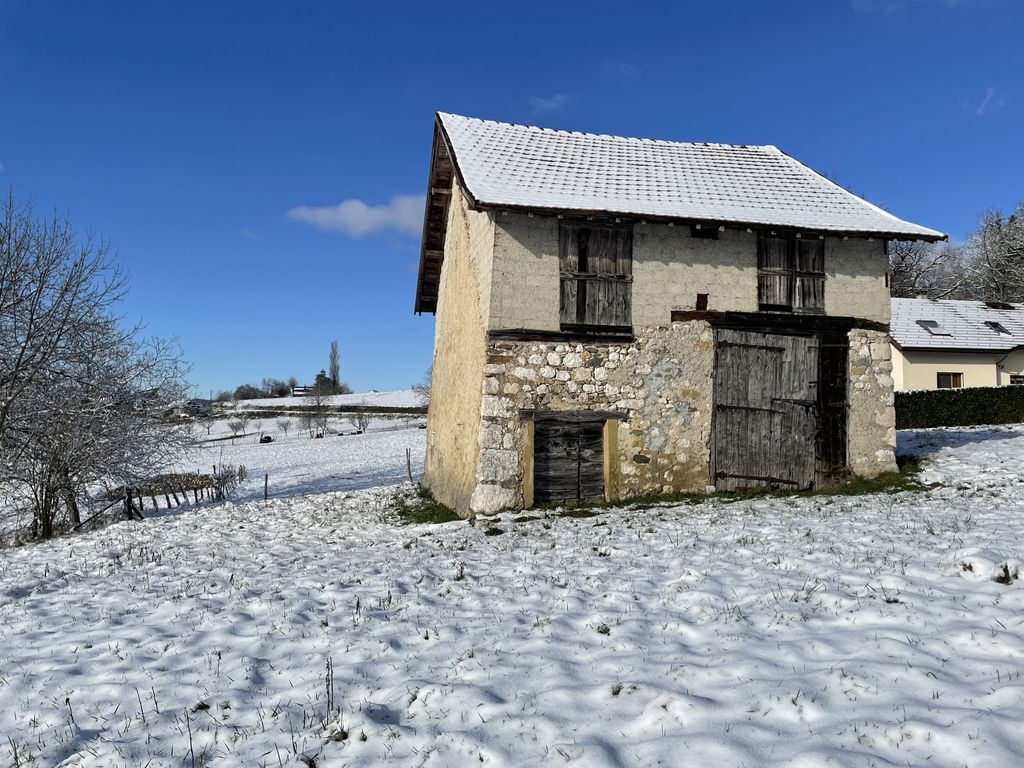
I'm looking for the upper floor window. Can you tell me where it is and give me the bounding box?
[559,222,632,332]
[757,233,825,314]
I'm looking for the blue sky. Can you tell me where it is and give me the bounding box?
[1,0,1020,396]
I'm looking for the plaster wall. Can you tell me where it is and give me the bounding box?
[421,185,495,514]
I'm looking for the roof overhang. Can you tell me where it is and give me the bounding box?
[893,344,1024,354]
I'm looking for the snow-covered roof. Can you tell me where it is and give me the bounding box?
[438,112,945,240]
[891,298,1024,351]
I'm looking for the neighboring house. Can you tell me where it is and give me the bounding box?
[415,113,945,515]
[890,298,1024,391]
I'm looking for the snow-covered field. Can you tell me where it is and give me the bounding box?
[2,426,1024,767]
[193,416,426,501]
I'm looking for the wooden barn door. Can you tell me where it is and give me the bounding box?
[533,417,605,505]
[712,329,819,491]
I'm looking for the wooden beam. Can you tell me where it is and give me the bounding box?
[520,409,628,423]
[670,309,889,335]
[488,327,635,344]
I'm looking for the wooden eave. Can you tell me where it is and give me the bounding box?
[414,115,466,315]
[484,201,947,243]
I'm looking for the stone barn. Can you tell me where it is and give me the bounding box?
[414,112,945,516]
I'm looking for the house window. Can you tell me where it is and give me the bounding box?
[757,233,824,314]
[559,222,632,331]
[936,372,963,389]
[1011,375,1024,386]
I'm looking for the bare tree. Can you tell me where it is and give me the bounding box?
[276,417,293,437]
[350,411,372,434]
[227,419,244,438]
[888,240,963,299]
[299,412,316,438]
[238,414,250,436]
[1,192,193,539]
[412,366,432,405]
[252,418,264,438]
[308,388,329,437]
[959,204,1024,303]
[0,192,125,451]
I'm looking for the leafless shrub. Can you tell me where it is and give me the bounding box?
[276,418,293,437]
[350,412,372,434]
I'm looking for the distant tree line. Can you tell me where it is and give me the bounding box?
[890,200,1024,302]
[214,340,353,402]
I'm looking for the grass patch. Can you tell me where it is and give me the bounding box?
[391,485,460,525]
[533,455,931,519]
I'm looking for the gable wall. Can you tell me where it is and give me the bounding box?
[421,184,495,513]
[487,212,890,330]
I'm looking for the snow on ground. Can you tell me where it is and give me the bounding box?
[2,426,1024,766]
[230,388,423,411]
[192,417,426,502]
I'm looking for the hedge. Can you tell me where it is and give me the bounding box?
[895,386,1024,429]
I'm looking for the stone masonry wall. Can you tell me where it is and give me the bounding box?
[468,323,900,513]
[469,321,716,514]
[847,329,899,477]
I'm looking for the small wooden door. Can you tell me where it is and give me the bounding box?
[533,417,605,505]
[712,329,819,491]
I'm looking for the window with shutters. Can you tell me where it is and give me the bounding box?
[559,222,633,332]
[757,233,825,314]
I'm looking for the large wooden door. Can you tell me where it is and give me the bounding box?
[533,417,605,505]
[712,329,820,491]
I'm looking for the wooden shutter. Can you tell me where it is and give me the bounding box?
[757,235,793,310]
[758,234,825,314]
[794,239,825,314]
[560,223,632,331]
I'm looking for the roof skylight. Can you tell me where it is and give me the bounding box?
[916,319,951,336]
[985,320,1011,336]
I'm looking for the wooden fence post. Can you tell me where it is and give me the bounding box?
[264,473,268,503]
[405,448,413,484]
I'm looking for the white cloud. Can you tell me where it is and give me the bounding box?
[850,0,975,14]
[973,86,1003,115]
[529,93,571,114]
[287,194,423,237]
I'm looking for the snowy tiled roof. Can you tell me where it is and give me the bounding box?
[438,112,945,240]
[891,298,1024,351]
